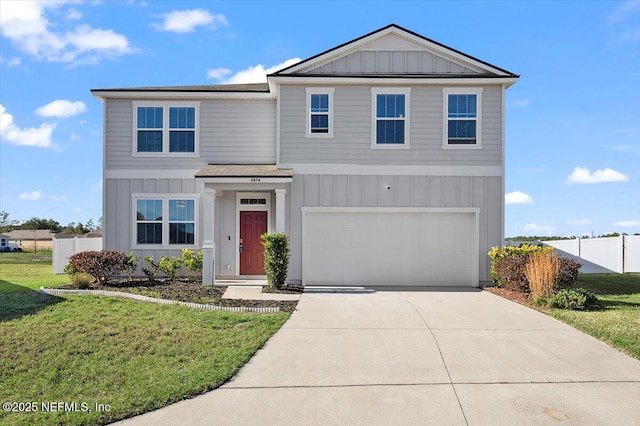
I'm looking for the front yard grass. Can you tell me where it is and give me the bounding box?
[549,273,640,360]
[0,254,291,425]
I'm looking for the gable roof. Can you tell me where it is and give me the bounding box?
[271,23,518,78]
[5,229,56,241]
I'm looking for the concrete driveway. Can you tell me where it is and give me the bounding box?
[118,287,640,425]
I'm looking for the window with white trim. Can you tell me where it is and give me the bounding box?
[305,88,334,137]
[134,197,196,246]
[443,88,482,147]
[133,102,199,155]
[371,88,410,148]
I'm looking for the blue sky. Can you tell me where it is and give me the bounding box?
[0,0,638,236]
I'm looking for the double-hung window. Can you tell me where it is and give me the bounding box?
[134,196,197,247]
[443,88,482,148]
[372,88,410,148]
[305,88,334,137]
[134,102,199,155]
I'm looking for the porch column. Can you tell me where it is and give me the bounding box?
[202,188,216,286]
[275,188,286,233]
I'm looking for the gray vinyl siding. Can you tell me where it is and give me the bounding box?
[279,84,503,166]
[104,98,276,170]
[306,50,480,75]
[286,174,502,284]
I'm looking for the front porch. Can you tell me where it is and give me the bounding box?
[195,165,293,285]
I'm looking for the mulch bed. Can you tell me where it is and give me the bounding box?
[483,286,532,307]
[59,279,298,313]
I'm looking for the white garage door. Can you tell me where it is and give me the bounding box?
[302,208,479,287]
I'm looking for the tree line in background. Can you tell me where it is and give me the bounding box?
[506,233,639,241]
[0,211,102,235]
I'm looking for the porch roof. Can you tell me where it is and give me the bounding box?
[195,164,293,178]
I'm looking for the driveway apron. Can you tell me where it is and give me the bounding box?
[117,287,640,425]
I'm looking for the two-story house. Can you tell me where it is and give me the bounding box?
[92,24,518,287]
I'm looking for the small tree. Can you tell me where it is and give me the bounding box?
[182,249,203,281]
[142,256,160,282]
[261,233,290,290]
[122,251,140,281]
[158,256,182,281]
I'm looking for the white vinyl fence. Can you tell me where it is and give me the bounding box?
[507,235,640,274]
[52,237,103,274]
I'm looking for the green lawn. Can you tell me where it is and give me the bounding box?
[0,254,290,425]
[0,251,69,292]
[550,273,640,360]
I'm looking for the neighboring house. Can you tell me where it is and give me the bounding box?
[92,24,518,287]
[5,229,56,251]
[0,234,18,251]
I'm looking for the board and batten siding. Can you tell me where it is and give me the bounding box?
[306,50,481,75]
[104,98,276,169]
[103,177,203,262]
[279,84,502,166]
[286,174,502,284]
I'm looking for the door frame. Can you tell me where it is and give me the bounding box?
[236,192,271,276]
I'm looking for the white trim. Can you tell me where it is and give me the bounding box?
[105,168,201,179]
[235,192,272,276]
[442,88,483,149]
[501,84,506,245]
[279,163,503,176]
[196,177,293,184]
[268,75,518,86]
[276,83,281,166]
[279,26,511,77]
[305,87,335,138]
[371,87,411,149]
[300,207,480,287]
[132,101,201,157]
[131,193,200,250]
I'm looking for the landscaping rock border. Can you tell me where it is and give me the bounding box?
[39,287,281,313]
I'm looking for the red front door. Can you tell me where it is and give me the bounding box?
[240,211,267,275]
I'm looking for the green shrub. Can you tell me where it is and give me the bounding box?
[261,233,290,290]
[142,256,160,282]
[158,256,182,280]
[72,272,94,289]
[547,288,599,310]
[67,250,126,284]
[182,249,203,281]
[122,251,140,281]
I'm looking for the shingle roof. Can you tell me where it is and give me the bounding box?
[195,164,293,178]
[6,230,56,240]
[92,83,270,93]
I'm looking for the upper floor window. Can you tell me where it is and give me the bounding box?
[133,102,200,156]
[305,88,334,138]
[443,88,482,148]
[371,88,410,149]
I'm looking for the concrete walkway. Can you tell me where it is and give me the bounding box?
[117,287,640,425]
[221,285,301,301]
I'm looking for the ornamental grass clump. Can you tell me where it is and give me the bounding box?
[525,252,560,299]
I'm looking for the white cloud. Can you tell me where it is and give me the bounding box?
[608,1,640,24]
[153,9,228,33]
[505,191,533,205]
[48,194,69,202]
[608,1,640,43]
[218,58,301,84]
[65,7,82,20]
[0,104,56,148]
[607,144,640,155]
[0,1,132,64]
[567,166,629,184]
[524,223,555,235]
[567,219,592,226]
[19,191,41,201]
[508,99,531,108]
[35,99,87,118]
[206,67,232,80]
[91,180,103,192]
[614,220,640,227]
[0,55,21,66]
